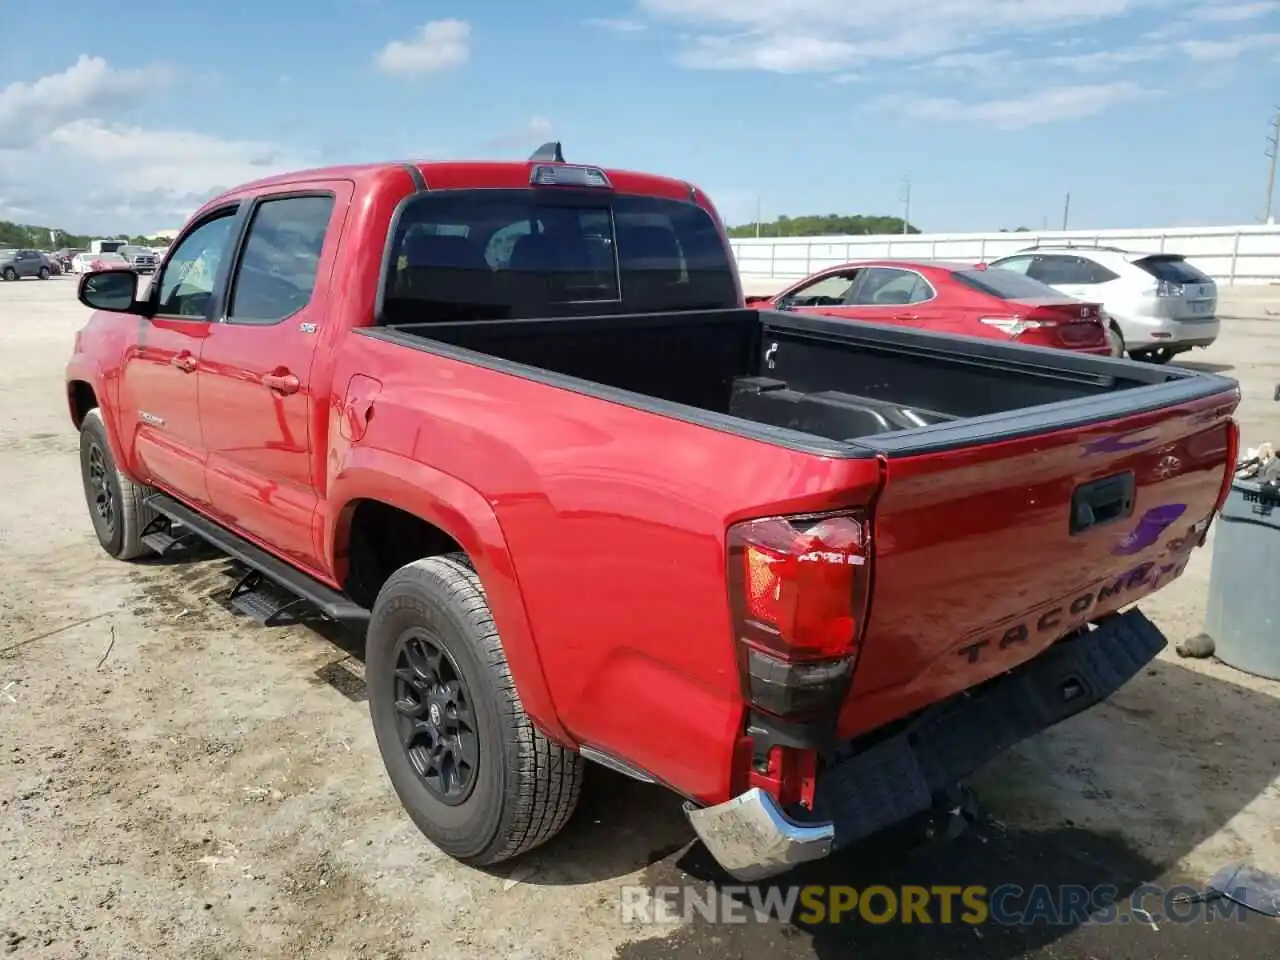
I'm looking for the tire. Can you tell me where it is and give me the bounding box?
[367,554,584,866]
[38,266,50,280]
[1107,322,1126,358]
[1,267,15,281]
[79,408,159,560]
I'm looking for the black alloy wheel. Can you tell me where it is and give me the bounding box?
[392,627,480,805]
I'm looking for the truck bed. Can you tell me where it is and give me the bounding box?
[371,308,1229,456]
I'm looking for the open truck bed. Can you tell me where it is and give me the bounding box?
[369,306,1232,455]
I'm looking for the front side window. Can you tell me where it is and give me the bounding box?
[380,190,738,323]
[783,272,858,306]
[155,211,238,318]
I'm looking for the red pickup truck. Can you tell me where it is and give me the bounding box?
[67,145,1240,882]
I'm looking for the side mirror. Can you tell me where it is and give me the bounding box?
[78,269,141,313]
[744,294,773,306]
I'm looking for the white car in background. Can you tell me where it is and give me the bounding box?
[988,244,1219,364]
[70,252,131,275]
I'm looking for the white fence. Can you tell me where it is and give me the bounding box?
[728,224,1280,287]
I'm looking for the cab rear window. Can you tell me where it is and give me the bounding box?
[379,189,738,323]
[955,268,1065,301]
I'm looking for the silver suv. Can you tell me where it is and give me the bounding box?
[989,244,1218,364]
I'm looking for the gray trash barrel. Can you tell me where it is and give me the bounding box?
[1203,478,1280,680]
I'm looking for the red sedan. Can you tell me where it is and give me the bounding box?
[748,259,1113,355]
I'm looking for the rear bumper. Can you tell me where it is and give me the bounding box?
[1120,314,1220,350]
[684,608,1167,881]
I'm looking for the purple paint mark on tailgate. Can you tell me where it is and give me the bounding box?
[1113,504,1188,556]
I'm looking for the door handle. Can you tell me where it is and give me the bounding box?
[170,352,197,373]
[1070,471,1136,534]
[894,312,920,322]
[262,370,301,395]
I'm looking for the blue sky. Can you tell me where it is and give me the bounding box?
[1,0,1278,236]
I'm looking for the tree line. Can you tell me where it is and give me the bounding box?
[725,215,1036,238]
[0,219,168,250]
[727,214,919,238]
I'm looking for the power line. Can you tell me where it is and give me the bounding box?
[1264,107,1279,224]
[899,174,912,234]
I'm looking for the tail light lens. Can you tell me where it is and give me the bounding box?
[1214,419,1240,514]
[726,509,871,721]
[981,305,1104,348]
[1155,280,1185,298]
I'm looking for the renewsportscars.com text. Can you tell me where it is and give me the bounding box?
[619,883,1250,927]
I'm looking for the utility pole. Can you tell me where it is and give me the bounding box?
[755,195,762,238]
[1264,107,1279,224]
[1061,192,1071,231]
[899,174,912,234]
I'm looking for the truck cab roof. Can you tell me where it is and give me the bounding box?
[204,159,702,209]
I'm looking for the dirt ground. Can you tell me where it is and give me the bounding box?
[1,276,1278,959]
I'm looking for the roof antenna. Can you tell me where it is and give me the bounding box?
[528,141,564,163]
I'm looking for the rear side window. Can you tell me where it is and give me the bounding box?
[993,255,1118,285]
[379,190,738,323]
[956,268,1065,300]
[228,194,335,325]
[1133,256,1211,285]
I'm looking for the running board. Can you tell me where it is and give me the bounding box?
[143,493,371,628]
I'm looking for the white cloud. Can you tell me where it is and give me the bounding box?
[0,54,172,148]
[1179,32,1280,60]
[675,34,863,72]
[634,0,1171,72]
[374,19,471,76]
[584,17,647,31]
[878,82,1152,129]
[1186,1,1278,21]
[4,119,316,232]
[1042,44,1166,71]
[46,120,305,196]
[0,55,316,234]
[482,116,555,152]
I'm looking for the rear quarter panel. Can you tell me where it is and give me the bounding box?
[322,331,880,803]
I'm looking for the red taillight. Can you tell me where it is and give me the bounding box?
[1214,419,1240,513]
[727,510,870,720]
[981,304,1105,348]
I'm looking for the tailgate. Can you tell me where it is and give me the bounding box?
[839,385,1237,738]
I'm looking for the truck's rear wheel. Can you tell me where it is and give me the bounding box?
[366,554,584,865]
[78,408,158,560]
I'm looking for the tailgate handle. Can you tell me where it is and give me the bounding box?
[1071,471,1135,535]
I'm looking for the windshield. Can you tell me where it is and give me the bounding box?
[0,250,15,262]
[379,189,738,323]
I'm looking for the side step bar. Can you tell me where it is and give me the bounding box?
[144,492,371,628]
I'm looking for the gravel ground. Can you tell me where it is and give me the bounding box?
[1,275,1278,959]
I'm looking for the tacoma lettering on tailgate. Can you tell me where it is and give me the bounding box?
[955,557,1189,665]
